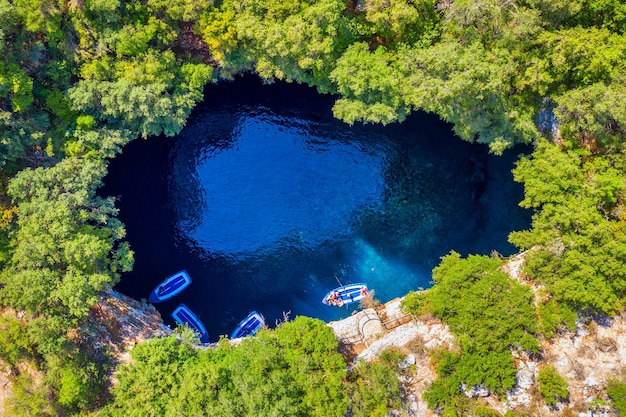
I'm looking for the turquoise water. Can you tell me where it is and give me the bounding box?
[103,76,531,341]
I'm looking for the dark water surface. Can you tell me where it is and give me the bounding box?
[102,76,531,341]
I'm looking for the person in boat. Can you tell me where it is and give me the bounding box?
[158,285,165,294]
[328,291,336,305]
[335,292,345,306]
[361,287,368,296]
[328,291,341,306]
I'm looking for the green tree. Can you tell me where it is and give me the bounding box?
[420,252,538,355]
[607,378,626,414]
[510,140,626,315]
[221,0,351,91]
[112,17,177,58]
[536,300,577,338]
[348,350,403,417]
[0,110,50,166]
[12,0,64,39]
[524,28,626,96]
[330,42,407,125]
[66,127,134,159]
[45,348,109,412]
[398,40,539,152]
[147,0,210,22]
[197,7,248,68]
[525,0,626,32]
[0,62,34,112]
[439,0,526,44]
[84,0,122,26]
[0,157,133,322]
[3,373,56,417]
[554,77,626,146]
[68,79,197,138]
[537,365,568,406]
[104,317,349,417]
[404,252,538,413]
[0,315,32,366]
[362,0,438,45]
[105,337,197,417]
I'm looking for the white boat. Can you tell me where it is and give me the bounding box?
[322,283,368,307]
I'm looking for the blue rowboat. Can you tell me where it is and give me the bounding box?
[148,270,192,303]
[230,311,265,339]
[322,283,368,307]
[171,303,209,343]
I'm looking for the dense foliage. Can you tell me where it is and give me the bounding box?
[0,0,625,414]
[0,0,215,413]
[347,349,405,417]
[537,365,569,406]
[510,141,626,319]
[2,157,132,323]
[607,378,626,414]
[402,253,538,412]
[197,0,626,152]
[102,317,401,417]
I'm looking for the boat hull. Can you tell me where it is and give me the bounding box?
[149,270,192,303]
[230,311,265,339]
[322,283,368,307]
[171,303,209,343]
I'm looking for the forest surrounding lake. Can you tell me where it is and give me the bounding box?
[1,0,625,415]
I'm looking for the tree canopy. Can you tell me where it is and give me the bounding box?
[402,252,538,412]
[102,317,401,417]
[510,140,626,317]
[1,0,625,414]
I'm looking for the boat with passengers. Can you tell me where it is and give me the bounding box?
[322,283,368,307]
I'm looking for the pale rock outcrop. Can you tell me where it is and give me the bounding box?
[328,298,455,417]
[327,269,626,417]
[82,289,172,366]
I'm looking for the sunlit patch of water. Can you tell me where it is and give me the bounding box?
[170,109,390,259]
[103,77,530,340]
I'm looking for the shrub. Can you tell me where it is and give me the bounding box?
[537,365,568,406]
[607,379,626,414]
[348,350,403,417]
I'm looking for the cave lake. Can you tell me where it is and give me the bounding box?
[102,76,532,341]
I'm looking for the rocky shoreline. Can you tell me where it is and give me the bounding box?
[325,254,626,416]
[4,258,624,416]
[94,282,626,416]
[325,296,626,416]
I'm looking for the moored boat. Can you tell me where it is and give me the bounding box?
[322,283,368,307]
[230,311,265,339]
[171,303,209,343]
[148,270,192,303]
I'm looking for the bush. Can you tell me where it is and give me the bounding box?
[607,379,626,414]
[537,365,568,406]
[0,315,32,366]
[348,350,403,417]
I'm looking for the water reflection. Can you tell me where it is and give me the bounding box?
[170,108,389,258]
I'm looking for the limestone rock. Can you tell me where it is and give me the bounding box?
[462,384,490,398]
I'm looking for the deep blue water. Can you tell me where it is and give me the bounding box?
[102,76,531,341]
